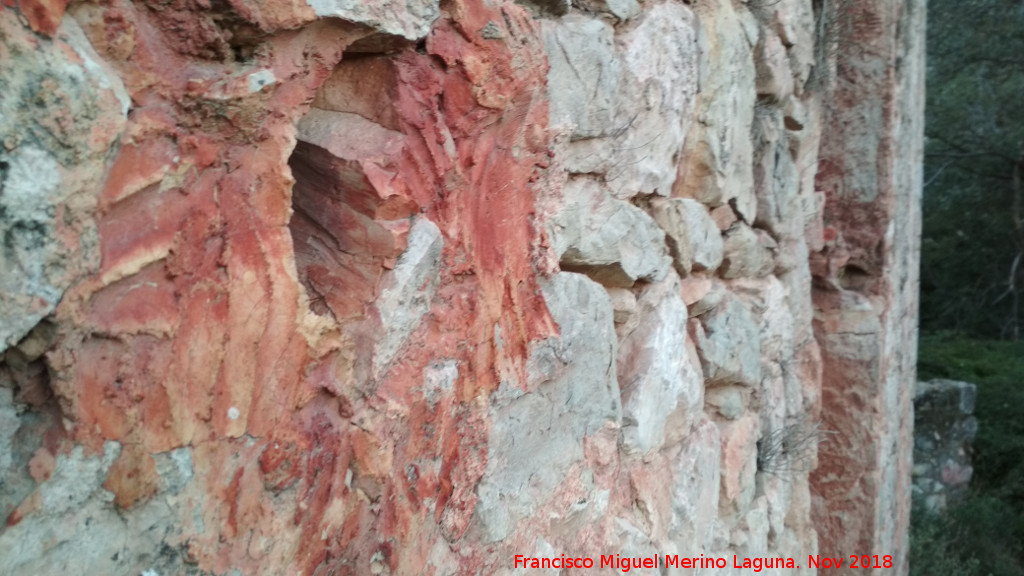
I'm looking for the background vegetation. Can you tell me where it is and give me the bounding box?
[913,334,1024,576]
[912,0,1024,573]
[920,0,1024,337]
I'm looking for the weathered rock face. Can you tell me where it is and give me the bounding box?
[810,0,926,574]
[0,15,128,350]
[0,0,922,574]
[912,379,977,511]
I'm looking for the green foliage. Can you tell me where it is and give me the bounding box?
[910,500,982,576]
[918,333,1024,503]
[921,0,1024,337]
[915,333,1024,575]
[911,494,1024,576]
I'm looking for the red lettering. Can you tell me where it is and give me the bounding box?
[809,555,845,569]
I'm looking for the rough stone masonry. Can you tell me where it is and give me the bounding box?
[0,0,923,574]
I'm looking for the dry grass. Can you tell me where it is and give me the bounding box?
[757,416,833,476]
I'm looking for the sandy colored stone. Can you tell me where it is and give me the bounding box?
[551,177,671,287]
[617,276,703,454]
[673,0,756,219]
[0,16,127,351]
[694,293,762,387]
[721,224,778,279]
[605,287,638,324]
[650,197,724,275]
[304,0,439,39]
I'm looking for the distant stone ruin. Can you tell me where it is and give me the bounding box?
[913,379,978,511]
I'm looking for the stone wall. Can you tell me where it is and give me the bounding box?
[0,0,923,574]
[810,0,925,573]
[912,379,977,511]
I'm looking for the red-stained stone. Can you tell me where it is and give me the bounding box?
[16,0,70,36]
[98,137,179,208]
[23,0,557,567]
[27,449,56,483]
[810,0,924,573]
[0,0,919,573]
[103,445,159,508]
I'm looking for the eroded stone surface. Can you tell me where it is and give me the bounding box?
[305,0,439,39]
[475,272,620,542]
[617,277,703,454]
[551,177,671,287]
[694,294,762,388]
[674,0,756,219]
[374,217,444,378]
[722,223,778,279]
[811,0,925,570]
[650,197,725,275]
[543,15,620,139]
[552,3,699,200]
[0,0,922,571]
[0,17,127,351]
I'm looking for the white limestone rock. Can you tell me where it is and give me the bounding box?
[551,177,671,287]
[752,0,816,92]
[694,294,762,388]
[604,3,699,199]
[374,217,444,378]
[753,108,803,240]
[650,198,724,275]
[552,3,699,200]
[758,469,793,543]
[543,15,621,139]
[732,496,770,556]
[0,18,128,351]
[674,0,757,220]
[304,0,439,40]
[730,276,794,365]
[0,442,124,573]
[669,418,721,558]
[721,224,777,279]
[473,272,621,542]
[617,276,703,454]
[613,518,661,576]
